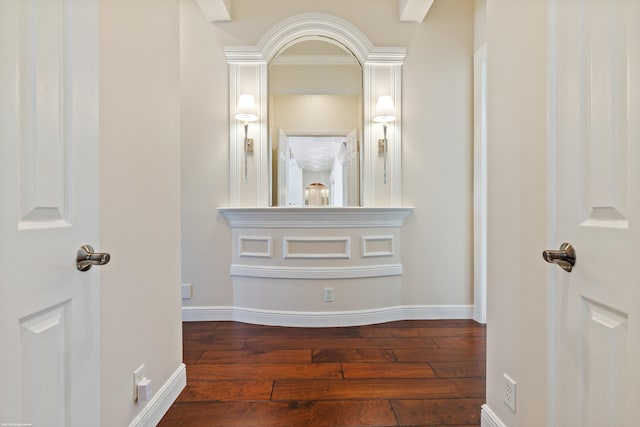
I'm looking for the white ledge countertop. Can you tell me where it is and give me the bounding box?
[217,207,415,228]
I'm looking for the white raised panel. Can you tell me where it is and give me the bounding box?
[582,298,628,427]
[361,235,395,258]
[20,302,70,426]
[18,0,71,229]
[283,236,350,259]
[239,235,273,258]
[582,0,629,229]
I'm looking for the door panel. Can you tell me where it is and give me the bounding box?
[549,0,639,425]
[20,303,70,426]
[0,0,100,425]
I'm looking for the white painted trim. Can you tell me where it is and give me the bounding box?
[283,236,351,259]
[473,43,488,324]
[195,0,231,22]
[128,363,186,427]
[182,305,474,327]
[238,235,273,258]
[272,54,359,66]
[218,207,413,228]
[399,0,436,23]
[361,235,395,257]
[481,404,508,427]
[230,263,403,279]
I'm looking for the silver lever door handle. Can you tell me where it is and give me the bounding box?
[542,242,576,272]
[76,245,111,271]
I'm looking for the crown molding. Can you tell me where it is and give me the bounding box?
[399,0,435,23]
[195,0,231,22]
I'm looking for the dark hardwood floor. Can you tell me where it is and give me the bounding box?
[159,319,486,427]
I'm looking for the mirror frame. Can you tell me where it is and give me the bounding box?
[225,13,405,207]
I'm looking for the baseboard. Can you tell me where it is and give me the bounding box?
[481,404,508,427]
[182,305,474,327]
[128,363,186,427]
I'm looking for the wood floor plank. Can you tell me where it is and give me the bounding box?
[453,378,486,398]
[182,350,204,365]
[177,380,273,402]
[394,347,486,363]
[237,326,363,339]
[391,398,484,426]
[312,348,398,363]
[359,326,486,339]
[432,336,487,349]
[197,349,312,364]
[429,361,486,378]
[182,321,222,330]
[158,400,397,427]
[187,363,343,381]
[342,363,437,379]
[245,337,438,350]
[272,378,461,401]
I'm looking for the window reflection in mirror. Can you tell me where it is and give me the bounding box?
[269,39,362,206]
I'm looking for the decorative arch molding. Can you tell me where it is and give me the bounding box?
[225,13,405,207]
[224,13,406,65]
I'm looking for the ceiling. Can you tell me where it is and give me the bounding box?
[288,136,345,172]
[196,0,436,23]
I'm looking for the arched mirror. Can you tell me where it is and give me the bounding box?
[269,39,362,207]
[225,13,405,208]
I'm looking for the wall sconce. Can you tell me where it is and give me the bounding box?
[235,94,258,184]
[373,95,396,184]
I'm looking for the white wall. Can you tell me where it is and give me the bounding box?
[271,95,361,136]
[484,0,548,425]
[99,0,183,425]
[401,0,474,306]
[180,0,234,307]
[181,0,474,312]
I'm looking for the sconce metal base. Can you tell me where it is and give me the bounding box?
[378,139,386,154]
[246,138,254,153]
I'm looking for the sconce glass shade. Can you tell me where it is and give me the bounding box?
[235,94,258,122]
[373,95,396,123]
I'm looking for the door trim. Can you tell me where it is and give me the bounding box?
[473,43,488,324]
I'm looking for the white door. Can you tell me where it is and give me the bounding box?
[0,0,101,425]
[548,0,640,425]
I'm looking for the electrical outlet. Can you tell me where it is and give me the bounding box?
[133,364,146,402]
[503,373,517,412]
[323,287,334,302]
[181,283,192,299]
